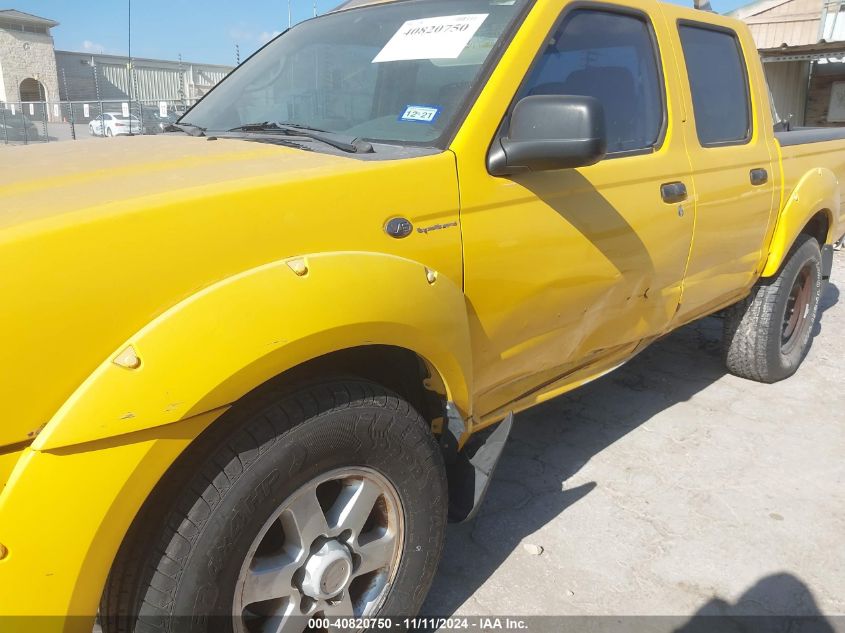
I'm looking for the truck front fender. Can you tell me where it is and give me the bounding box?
[1,251,471,625]
[762,168,839,277]
[34,251,472,451]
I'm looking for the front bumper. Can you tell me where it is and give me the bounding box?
[0,409,223,629]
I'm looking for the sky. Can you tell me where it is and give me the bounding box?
[12,0,753,66]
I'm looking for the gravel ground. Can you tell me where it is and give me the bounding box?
[424,252,844,630]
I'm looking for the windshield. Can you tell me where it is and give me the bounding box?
[183,0,528,145]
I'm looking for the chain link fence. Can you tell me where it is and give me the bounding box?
[0,99,199,146]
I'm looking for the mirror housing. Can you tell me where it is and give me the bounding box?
[488,95,607,176]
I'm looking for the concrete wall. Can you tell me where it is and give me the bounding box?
[0,26,59,103]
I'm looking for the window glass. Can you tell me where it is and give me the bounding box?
[184,0,528,145]
[520,10,664,153]
[678,25,750,145]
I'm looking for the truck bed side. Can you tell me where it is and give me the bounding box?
[763,129,845,276]
[776,129,845,240]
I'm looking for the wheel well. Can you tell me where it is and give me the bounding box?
[152,345,446,498]
[801,211,830,245]
[257,345,446,424]
[102,349,448,624]
[102,346,447,615]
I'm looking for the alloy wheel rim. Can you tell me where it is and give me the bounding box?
[233,466,404,633]
[781,263,814,353]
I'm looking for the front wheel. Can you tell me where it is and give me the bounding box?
[722,234,823,383]
[101,380,448,633]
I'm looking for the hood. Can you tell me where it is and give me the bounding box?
[0,134,362,235]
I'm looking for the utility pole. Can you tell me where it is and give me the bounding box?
[93,58,104,135]
[314,0,317,17]
[236,43,240,65]
[128,0,133,107]
[288,0,292,27]
[178,53,186,108]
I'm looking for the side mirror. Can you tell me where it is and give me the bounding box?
[488,94,607,176]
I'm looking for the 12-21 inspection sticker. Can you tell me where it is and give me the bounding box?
[399,105,441,124]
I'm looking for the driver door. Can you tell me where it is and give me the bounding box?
[456,0,695,419]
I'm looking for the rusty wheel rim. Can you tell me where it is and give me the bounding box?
[781,263,813,354]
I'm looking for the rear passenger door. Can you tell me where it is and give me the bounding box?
[660,9,779,323]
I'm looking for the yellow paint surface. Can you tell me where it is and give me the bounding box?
[1,0,844,621]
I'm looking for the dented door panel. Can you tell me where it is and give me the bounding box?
[453,0,695,416]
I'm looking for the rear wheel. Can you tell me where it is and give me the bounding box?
[101,380,447,633]
[722,234,823,383]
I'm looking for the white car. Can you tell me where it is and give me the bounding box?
[88,113,141,137]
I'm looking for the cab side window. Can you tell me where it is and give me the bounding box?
[678,24,751,146]
[519,9,664,154]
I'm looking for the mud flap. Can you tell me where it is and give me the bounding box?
[821,244,833,280]
[445,412,514,522]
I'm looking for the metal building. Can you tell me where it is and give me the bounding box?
[1,7,232,109]
[55,51,232,103]
[732,0,845,126]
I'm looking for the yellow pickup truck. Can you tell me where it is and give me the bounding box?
[1,0,844,629]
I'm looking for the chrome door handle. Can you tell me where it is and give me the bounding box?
[660,181,687,203]
[750,168,768,186]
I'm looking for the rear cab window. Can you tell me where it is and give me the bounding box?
[678,23,752,146]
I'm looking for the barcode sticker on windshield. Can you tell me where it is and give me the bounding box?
[373,14,488,63]
[400,105,441,123]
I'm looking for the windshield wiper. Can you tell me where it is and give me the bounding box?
[226,121,373,153]
[167,121,206,137]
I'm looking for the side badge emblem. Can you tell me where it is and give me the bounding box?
[385,217,413,239]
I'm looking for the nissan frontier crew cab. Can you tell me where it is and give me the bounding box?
[1,0,844,630]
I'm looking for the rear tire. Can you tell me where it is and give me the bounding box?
[101,380,447,633]
[722,234,823,383]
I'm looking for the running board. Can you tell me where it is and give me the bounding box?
[444,410,514,522]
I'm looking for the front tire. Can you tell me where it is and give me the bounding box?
[722,234,823,383]
[101,380,447,633]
